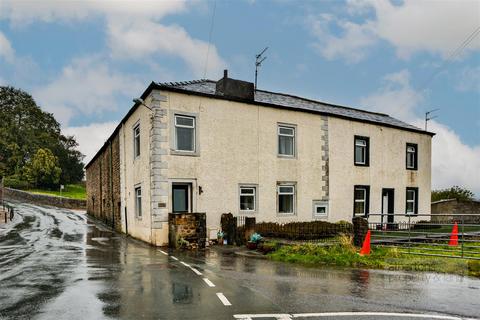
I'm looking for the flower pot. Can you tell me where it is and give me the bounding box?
[247,241,257,250]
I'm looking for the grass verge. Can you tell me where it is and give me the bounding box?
[266,237,480,278]
[29,184,86,200]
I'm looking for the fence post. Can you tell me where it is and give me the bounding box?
[408,215,411,254]
[461,215,465,258]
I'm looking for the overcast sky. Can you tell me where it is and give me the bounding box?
[0,0,479,195]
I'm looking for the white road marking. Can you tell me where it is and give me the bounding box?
[203,278,215,287]
[233,312,473,320]
[216,292,232,306]
[170,256,179,261]
[234,315,290,320]
[158,250,168,255]
[189,266,202,276]
[180,261,190,267]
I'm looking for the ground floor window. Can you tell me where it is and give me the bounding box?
[135,186,142,217]
[239,186,256,211]
[278,184,295,214]
[313,200,328,218]
[354,185,370,217]
[406,187,418,215]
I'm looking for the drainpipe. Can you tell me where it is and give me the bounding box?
[110,140,114,230]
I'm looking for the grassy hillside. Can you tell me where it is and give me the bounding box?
[29,184,86,200]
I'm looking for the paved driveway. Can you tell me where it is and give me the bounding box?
[0,202,478,320]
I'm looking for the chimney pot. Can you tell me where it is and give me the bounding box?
[224,69,228,79]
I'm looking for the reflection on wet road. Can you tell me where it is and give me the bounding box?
[0,202,479,320]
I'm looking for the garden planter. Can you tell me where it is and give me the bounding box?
[247,241,257,250]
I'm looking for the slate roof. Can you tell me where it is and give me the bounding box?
[155,79,430,134]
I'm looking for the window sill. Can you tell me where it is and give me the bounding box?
[354,163,369,167]
[170,150,200,157]
[277,212,296,217]
[239,211,257,215]
[406,167,418,171]
[277,154,296,159]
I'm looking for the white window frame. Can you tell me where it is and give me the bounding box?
[278,125,296,157]
[354,187,367,216]
[406,189,416,215]
[407,145,416,169]
[239,186,256,212]
[277,184,296,215]
[355,138,367,165]
[174,115,196,152]
[135,186,142,218]
[133,123,141,158]
[313,200,328,219]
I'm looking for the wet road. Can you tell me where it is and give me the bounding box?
[0,202,479,320]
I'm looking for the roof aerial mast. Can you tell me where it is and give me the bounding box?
[425,108,439,131]
[255,47,268,90]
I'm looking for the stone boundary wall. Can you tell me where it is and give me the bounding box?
[3,187,86,209]
[168,212,206,249]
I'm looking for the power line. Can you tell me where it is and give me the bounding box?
[416,25,480,92]
[202,0,217,79]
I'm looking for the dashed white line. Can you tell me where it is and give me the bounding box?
[189,266,202,276]
[203,278,215,287]
[216,292,232,306]
[158,249,168,255]
[170,256,179,261]
[180,261,190,267]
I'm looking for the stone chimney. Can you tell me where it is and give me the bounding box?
[215,70,254,101]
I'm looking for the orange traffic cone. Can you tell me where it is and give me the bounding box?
[359,230,371,255]
[448,222,458,246]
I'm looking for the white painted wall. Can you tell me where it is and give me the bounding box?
[328,117,432,223]
[161,90,329,237]
[117,89,432,245]
[119,104,153,243]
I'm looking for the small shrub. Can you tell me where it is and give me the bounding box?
[4,175,30,190]
[338,234,355,253]
[468,260,480,277]
[258,241,279,254]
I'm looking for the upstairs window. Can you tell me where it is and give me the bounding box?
[406,187,418,215]
[135,186,142,217]
[278,184,295,214]
[278,125,295,157]
[133,124,141,158]
[406,143,418,170]
[354,185,370,217]
[239,186,256,211]
[354,136,369,166]
[175,115,195,152]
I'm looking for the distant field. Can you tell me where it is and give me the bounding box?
[29,184,86,200]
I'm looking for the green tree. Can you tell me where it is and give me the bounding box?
[0,86,84,185]
[431,186,474,202]
[24,148,62,188]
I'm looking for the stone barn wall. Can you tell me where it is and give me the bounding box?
[431,199,480,223]
[86,132,121,231]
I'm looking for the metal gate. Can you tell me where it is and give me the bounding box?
[366,213,480,260]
